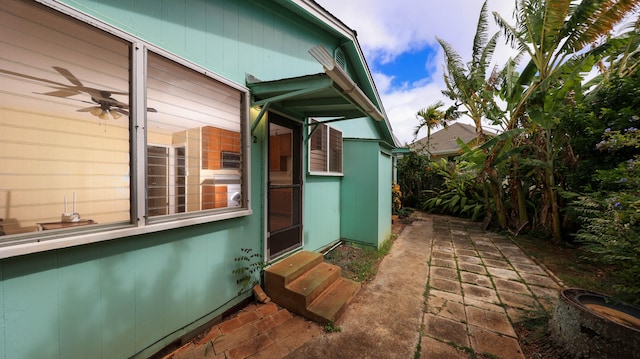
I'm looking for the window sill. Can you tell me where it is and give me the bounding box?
[307,171,344,177]
[0,208,253,260]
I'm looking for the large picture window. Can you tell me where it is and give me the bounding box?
[146,53,244,218]
[0,0,131,236]
[0,0,248,247]
[308,120,343,175]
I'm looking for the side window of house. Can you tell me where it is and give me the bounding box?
[308,120,343,175]
[0,0,247,242]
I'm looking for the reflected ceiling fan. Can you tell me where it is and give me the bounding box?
[0,66,156,120]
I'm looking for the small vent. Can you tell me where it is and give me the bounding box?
[334,48,347,71]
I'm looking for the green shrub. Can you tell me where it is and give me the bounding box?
[572,128,640,304]
[421,159,485,220]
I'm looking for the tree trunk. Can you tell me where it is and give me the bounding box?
[488,168,508,229]
[544,130,562,243]
[546,169,562,243]
[512,161,529,228]
[483,142,508,230]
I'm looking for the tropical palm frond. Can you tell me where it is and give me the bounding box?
[474,32,500,85]
[560,0,640,54]
[414,101,445,139]
[540,0,570,51]
[437,37,465,74]
[494,11,534,58]
[472,1,491,66]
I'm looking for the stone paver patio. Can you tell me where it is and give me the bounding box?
[164,213,562,359]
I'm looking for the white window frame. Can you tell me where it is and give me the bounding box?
[0,0,252,259]
[308,120,344,176]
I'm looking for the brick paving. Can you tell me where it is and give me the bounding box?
[165,302,323,359]
[163,213,562,359]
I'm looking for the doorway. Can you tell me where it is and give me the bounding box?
[267,114,302,260]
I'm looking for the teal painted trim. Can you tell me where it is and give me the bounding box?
[377,149,393,246]
[250,103,270,134]
[253,85,329,107]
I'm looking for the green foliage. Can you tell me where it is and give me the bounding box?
[395,207,414,218]
[397,153,443,208]
[421,159,485,220]
[558,72,640,192]
[572,128,640,304]
[323,321,342,333]
[232,248,266,295]
[392,183,402,214]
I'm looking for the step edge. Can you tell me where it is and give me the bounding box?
[306,278,361,324]
[285,263,342,306]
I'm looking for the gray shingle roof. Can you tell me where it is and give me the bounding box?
[409,122,496,156]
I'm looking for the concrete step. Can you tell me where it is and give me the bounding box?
[286,262,342,311]
[264,250,360,326]
[307,277,361,325]
[265,251,324,298]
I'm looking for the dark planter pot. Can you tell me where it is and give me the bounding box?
[550,288,640,358]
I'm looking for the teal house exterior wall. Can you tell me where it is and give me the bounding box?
[378,148,393,244]
[62,0,332,84]
[340,140,393,248]
[303,176,342,252]
[0,1,396,358]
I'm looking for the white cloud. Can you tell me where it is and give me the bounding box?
[316,0,517,145]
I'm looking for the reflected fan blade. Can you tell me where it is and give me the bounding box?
[52,66,84,87]
[77,106,100,113]
[41,89,79,98]
[114,108,129,117]
[0,68,68,88]
[147,107,158,113]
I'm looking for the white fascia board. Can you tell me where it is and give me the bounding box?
[290,1,398,147]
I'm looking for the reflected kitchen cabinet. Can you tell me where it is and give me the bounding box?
[202,126,240,170]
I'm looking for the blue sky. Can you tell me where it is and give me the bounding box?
[375,46,438,90]
[315,0,516,145]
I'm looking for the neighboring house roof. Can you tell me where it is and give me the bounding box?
[410,122,497,157]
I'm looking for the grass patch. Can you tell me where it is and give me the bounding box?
[325,236,397,283]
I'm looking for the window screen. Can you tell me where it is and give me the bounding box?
[329,128,343,173]
[308,120,342,175]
